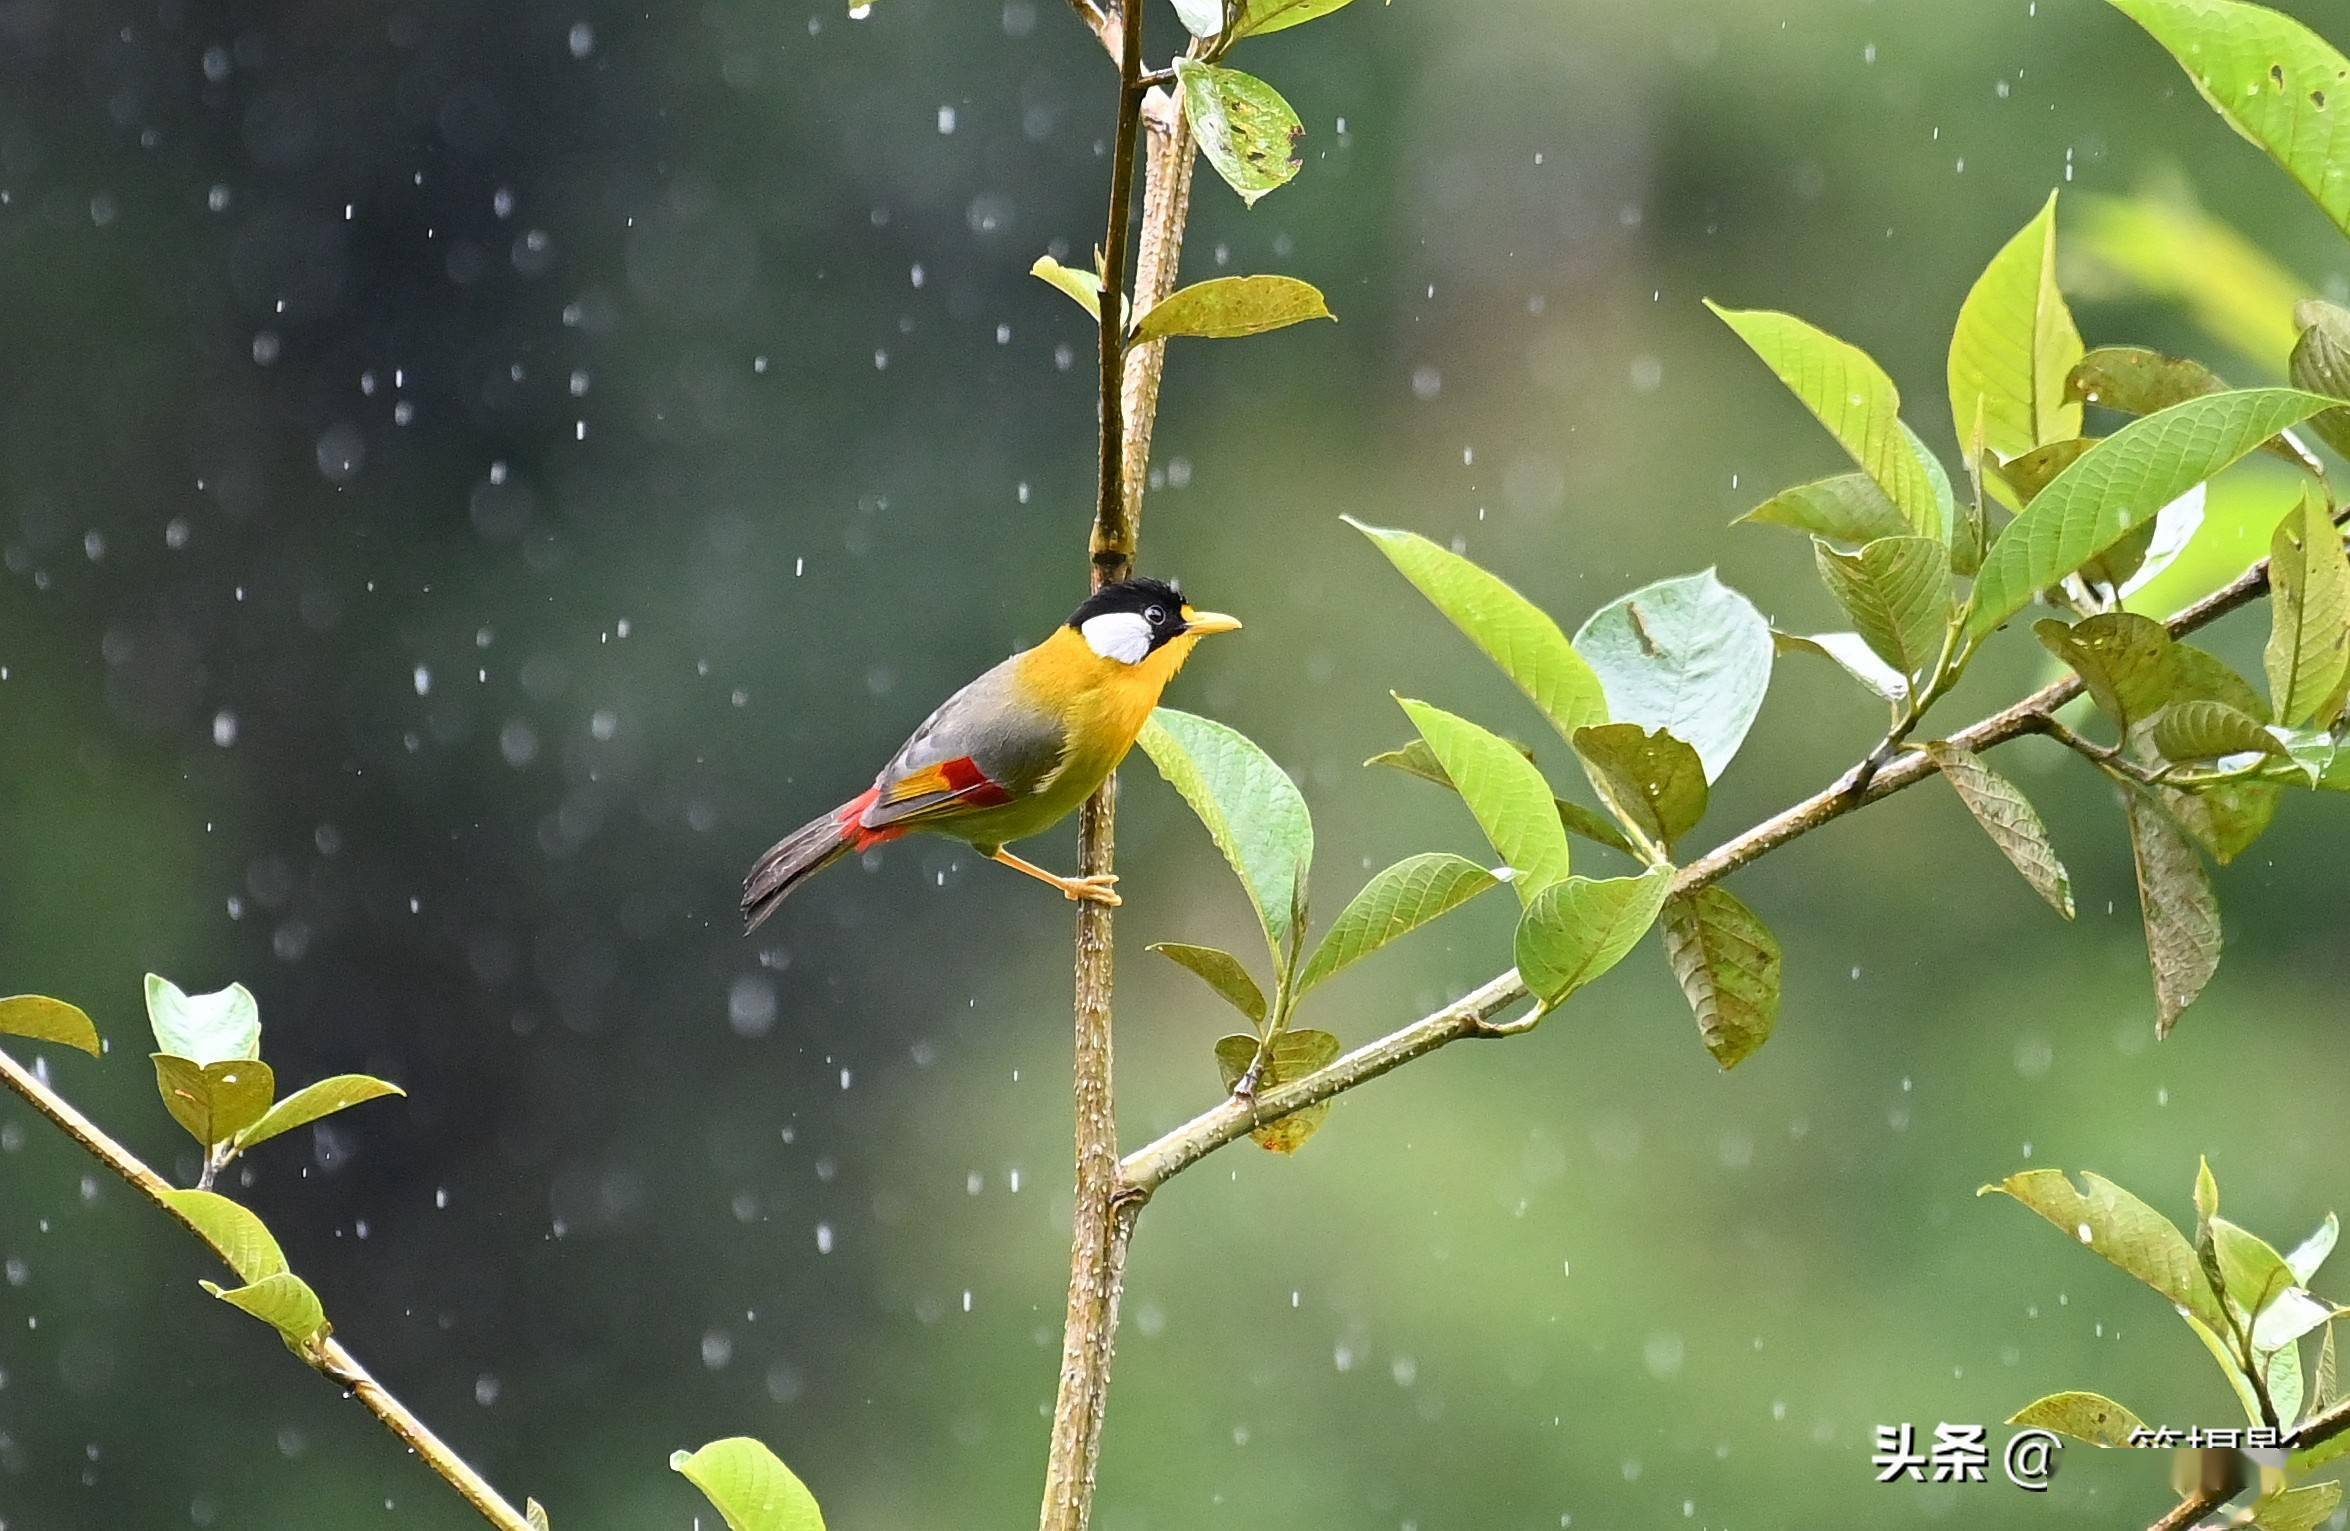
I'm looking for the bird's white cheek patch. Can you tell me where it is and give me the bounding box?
[1080,611,1153,664]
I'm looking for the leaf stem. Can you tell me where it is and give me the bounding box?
[0,1046,533,1531]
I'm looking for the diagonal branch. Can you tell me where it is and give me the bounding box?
[1121,548,2286,1196]
[0,1047,532,1531]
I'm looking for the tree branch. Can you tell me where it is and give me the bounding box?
[2146,1446,2243,1531]
[1041,4,1197,1528]
[0,1047,532,1531]
[1121,547,2288,1195]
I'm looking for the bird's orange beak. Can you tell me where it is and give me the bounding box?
[1182,609,1242,636]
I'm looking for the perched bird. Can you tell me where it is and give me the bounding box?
[741,576,1241,932]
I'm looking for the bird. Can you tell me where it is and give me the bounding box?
[741,576,1242,932]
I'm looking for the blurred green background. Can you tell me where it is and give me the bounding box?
[4,0,2348,1525]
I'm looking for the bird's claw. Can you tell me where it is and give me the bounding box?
[1064,874,1122,906]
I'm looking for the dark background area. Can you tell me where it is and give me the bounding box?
[3,0,2347,1525]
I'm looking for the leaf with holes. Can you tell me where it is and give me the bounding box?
[1967,389,2333,637]
[1175,60,1303,207]
[237,1074,406,1150]
[1949,190,2083,461]
[203,1272,328,1349]
[1709,303,1947,538]
[1296,854,1500,994]
[2035,613,2178,731]
[1349,518,1608,741]
[2266,490,2350,727]
[1214,1029,1344,1152]
[1980,1168,2227,1329]
[160,1189,289,1284]
[1134,275,1333,342]
[153,1056,276,1147]
[2005,1391,2147,1448]
[2107,0,2350,238]
[0,995,100,1057]
[146,975,260,1066]
[1148,943,1268,1026]
[670,1439,826,1531]
[1574,571,1773,783]
[1515,869,1672,1012]
[1813,535,1952,680]
[1139,708,1313,966]
[1571,724,1707,846]
[1658,887,1781,1069]
[1394,697,1570,901]
[2126,790,2221,1037]
[1926,743,2074,918]
[1736,473,1912,544]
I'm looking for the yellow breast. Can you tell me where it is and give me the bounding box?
[1016,623,1203,770]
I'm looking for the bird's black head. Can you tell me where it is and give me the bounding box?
[1065,577,1241,664]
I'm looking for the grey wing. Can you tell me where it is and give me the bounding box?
[860,655,1069,830]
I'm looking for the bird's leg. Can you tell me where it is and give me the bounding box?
[987,847,1122,906]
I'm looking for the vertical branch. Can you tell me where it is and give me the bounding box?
[1043,7,1198,1530]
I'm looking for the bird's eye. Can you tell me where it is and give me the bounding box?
[1145,605,1167,626]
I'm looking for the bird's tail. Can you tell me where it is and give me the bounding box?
[741,787,895,933]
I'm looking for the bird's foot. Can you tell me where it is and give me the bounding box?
[1062,873,1122,906]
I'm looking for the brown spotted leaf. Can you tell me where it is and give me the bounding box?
[2125,791,2221,1037]
[1658,887,1781,1069]
[1925,743,2073,918]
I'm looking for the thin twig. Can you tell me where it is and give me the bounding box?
[0,1047,532,1531]
[2146,1446,2243,1531]
[1121,545,2286,1194]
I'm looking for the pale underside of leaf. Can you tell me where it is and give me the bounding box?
[1925,743,2074,918]
[1394,697,1570,902]
[1138,708,1313,963]
[1572,571,1774,783]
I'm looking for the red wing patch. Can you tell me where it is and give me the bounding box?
[867,756,1016,829]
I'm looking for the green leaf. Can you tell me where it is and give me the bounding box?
[1708,303,1947,538]
[1138,708,1313,965]
[2250,1482,2343,1531]
[2210,1215,2301,1321]
[1148,943,1268,1025]
[2067,188,2311,364]
[152,1055,276,1147]
[2185,1310,2271,1425]
[2107,0,2350,239]
[2068,344,2224,415]
[1570,723,1708,847]
[1979,1169,2228,1330]
[1394,697,1571,901]
[1133,275,1333,343]
[1771,629,1909,702]
[1925,743,2074,918]
[1232,0,1359,39]
[1949,190,2084,462]
[237,1075,407,1151]
[1736,473,1912,544]
[2289,298,2350,458]
[2196,1154,2222,1233]
[159,1189,289,1284]
[1573,571,1773,782]
[1030,256,1112,326]
[1347,518,1609,742]
[2318,1318,2340,1408]
[2159,778,2282,864]
[2265,491,2350,726]
[1991,436,2097,507]
[2126,791,2222,1037]
[1365,738,1634,854]
[2035,613,2178,731]
[202,1272,328,1348]
[1812,535,1952,680]
[0,995,101,1057]
[671,1439,825,1531]
[1657,887,1781,1069]
[146,974,260,1066]
[2173,643,2274,719]
[1174,60,1302,208]
[527,1501,552,1531]
[2287,1213,2339,1284]
[1213,1030,1343,1152]
[1295,853,1500,994]
[2152,699,2286,762]
[2003,1390,2147,1448]
[2291,1409,2350,1473]
[1966,389,2335,637]
[1514,869,1673,1011]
